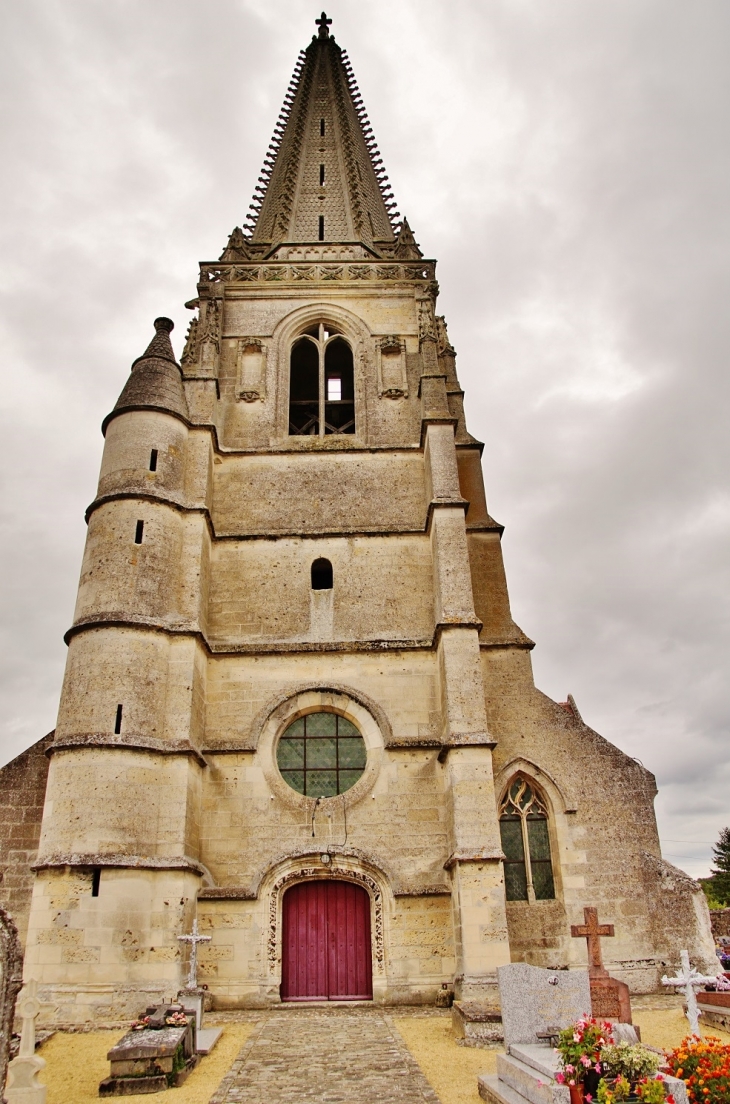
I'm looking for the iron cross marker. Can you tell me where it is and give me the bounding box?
[177,919,211,990]
[571,907,615,977]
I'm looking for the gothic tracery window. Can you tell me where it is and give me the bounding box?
[499,776,556,903]
[289,324,355,436]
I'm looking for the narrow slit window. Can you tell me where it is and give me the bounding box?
[319,164,325,186]
[114,704,123,734]
[91,868,101,897]
[134,520,144,544]
[318,215,325,241]
[311,558,333,590]
[320,118,325,136]
[149,449,158,472]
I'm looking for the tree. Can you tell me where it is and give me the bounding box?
[703,827,730,907]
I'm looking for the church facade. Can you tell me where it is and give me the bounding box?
[4,14,714,1025]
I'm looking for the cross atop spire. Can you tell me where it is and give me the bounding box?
[315,11,332,38]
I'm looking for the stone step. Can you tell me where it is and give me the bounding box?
[508,1044,561,1079]
[479,1073,533,1104]
[497,1053,567,1104]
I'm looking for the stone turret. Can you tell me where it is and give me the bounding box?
[102,317,189,434]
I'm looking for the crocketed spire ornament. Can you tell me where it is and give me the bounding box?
[239,12,401,250]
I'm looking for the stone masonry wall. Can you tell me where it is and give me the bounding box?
[0,732,53,946]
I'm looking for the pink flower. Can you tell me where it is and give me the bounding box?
[565,1064,575,1074]
[573,1033,581,1042]
[555,1072,565,1084]
[580,1055,591,1067]
[595,1063,602,1073]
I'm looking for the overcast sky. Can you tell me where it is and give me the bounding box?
[0,1,727,879]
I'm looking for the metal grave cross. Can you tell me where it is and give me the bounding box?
[571,906,615,977]
[177,919,211,989]
[662,949,720,1035]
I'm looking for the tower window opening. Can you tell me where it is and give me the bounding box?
[311,558,333,590]
[499,777,556,903]
[91,868,101,897]
[318,215,325,241]
[134,520,144,544]
[289,327,355,437]
[324,338,355,434]
[319,164,325,186]
[114,704,123,734]
[149,449,158,472]
[320,118,325,136]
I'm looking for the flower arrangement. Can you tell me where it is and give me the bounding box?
[555,1017,614,1091]
[600,1043,661,1085]
[164,1011,189,1026]
[664,1035,730,1104]
[131,1015,150,1031]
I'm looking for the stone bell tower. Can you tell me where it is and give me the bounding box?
[22,12,714,1024]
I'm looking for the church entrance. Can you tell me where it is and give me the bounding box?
[281,880,373,1001]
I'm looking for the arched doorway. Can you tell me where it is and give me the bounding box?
[281,880,373,1001]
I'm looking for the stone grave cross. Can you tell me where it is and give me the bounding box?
[177,919,211,990]
[662,949,719,1035]
[5,978,46,1104]
[571,906,614,976]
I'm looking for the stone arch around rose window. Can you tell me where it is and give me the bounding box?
[254,683,386,812]
[270,303,372,444]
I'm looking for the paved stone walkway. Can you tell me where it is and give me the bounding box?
[209,1007,441,1104]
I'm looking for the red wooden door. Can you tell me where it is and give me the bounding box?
[281,880,372,1001]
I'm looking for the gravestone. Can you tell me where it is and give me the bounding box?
[176,921,221,1055]
[0,907,24,1102]
[99,1003,197,1096]
[497,963,591,1047]
[571,906,633,1023]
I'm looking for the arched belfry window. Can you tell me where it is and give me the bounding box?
[289,323,355,436]
[499,776,556,903]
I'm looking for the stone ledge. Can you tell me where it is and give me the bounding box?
[32,853,206,875]
[47,734,207,768]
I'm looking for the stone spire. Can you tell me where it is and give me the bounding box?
[102,317,189,434]
[242,12,400,251]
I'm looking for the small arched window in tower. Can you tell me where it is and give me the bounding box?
[289,325,355,437]
[499,777,556,903]
[311,558,333,590]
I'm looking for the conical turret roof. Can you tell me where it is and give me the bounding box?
[244,12,400,251]
[102,317,189,435]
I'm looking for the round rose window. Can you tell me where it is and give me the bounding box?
[277,712,366,797]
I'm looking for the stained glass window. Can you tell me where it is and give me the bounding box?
[277,712,366,797]
[499,777,556,902]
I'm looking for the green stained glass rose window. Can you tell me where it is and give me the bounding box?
[277,712,367,797]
